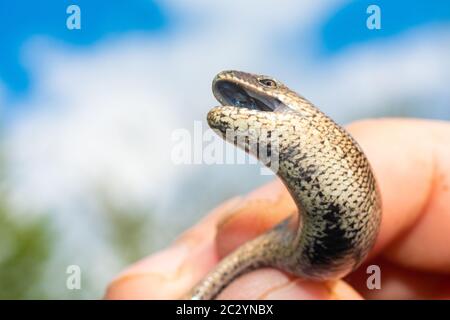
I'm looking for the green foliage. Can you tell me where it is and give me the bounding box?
[99,193,155,264]
[0,143,155,298]
[0,139,53,299]
[0,207,53,299]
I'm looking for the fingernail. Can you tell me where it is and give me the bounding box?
[105,241,194,299]
[324,280,364,300]
[113,240,193,282]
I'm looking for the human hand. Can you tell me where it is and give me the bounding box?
[105,118,450,300]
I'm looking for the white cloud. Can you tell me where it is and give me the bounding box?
[301,25,450,122]
[7,37,180,212]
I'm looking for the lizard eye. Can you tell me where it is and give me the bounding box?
[258,78,277,88]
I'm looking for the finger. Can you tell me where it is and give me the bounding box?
[105,196,243,299]
[345,257,450,299]
[348,119,450,273]
[217,119,450,274]
[216,268,363,300]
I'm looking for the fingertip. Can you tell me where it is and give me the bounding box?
[105,237,219,299]
[105,196,244,299]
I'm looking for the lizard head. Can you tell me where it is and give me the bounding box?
[207,70,313,164]
[210,70,292,114]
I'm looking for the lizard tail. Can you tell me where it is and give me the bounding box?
[185,225,290,300]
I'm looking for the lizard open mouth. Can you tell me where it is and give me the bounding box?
[213,80,286,112]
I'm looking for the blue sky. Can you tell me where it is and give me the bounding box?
[320,0,450,54]
[1,0,449,102]
[0,0,168,96]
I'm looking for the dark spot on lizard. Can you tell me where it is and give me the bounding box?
[306,203,354,268]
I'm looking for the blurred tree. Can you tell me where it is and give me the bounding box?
[0,148,53,299]
[97,189,156,264]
